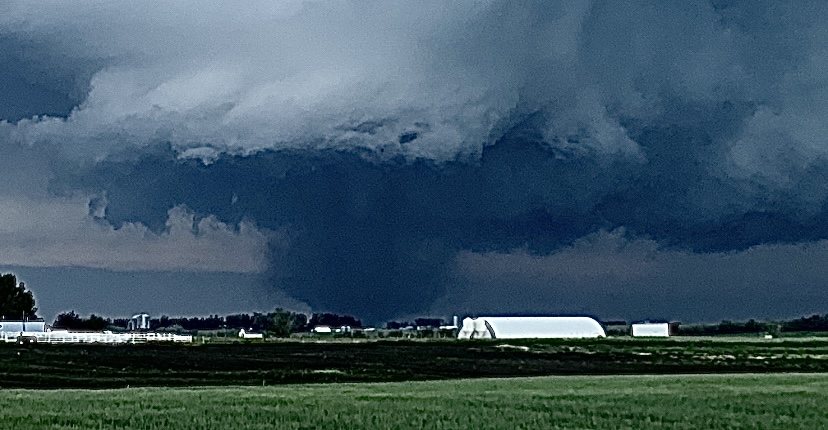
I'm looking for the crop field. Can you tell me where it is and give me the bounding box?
[4,337,828,388]
[1,373,826,429]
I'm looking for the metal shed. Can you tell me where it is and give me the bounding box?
[631,323,670,337]
[457,316,606,339]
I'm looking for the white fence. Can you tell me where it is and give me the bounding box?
[1,331,193,344]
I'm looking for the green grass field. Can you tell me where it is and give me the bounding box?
[1,373,826,429]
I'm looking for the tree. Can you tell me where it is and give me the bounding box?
[85,314,108,331]
[310,313,362,328]
[414,318,443,328]
[53,311,109,331]
[0,273,37,319]
[53,311,83,329]
[267,308,309,337]
[267,309,292,337]
[290,312,308,333]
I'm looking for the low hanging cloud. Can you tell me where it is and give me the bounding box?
[442,229,828,322]
[54,135,828,322]
[0,197,269,273]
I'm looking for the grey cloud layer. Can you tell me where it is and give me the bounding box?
[57,133,828,321]
[0,201,269,273]
[5,1,823,168]
[4,1,828,321]
[444,230,828,323]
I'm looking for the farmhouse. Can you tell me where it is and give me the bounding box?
[238,329,264,339]
[457,316,606,339]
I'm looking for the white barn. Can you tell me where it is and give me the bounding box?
[238,329,264,339]
[457,316,606,339]
[631,323,670,337]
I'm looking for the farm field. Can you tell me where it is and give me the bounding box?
[3,337,828,388]
[1,373,826,429]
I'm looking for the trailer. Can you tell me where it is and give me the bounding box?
[631,323,670,337]
[1,330,192,344]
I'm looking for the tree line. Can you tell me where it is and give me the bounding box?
[52,309,364,337]
[385,318,445,329]
[679,319,776,336]
[603,317,828,336]
[678,316,828,335]
[9,271,828,337]
[45,311,828,337]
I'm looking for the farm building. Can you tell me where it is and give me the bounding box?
[238,329,264,339]
[631,322,670,337]
[457,316,606,339]
[128,313,151,331]
[0,319,45,333]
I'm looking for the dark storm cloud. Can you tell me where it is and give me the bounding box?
[0,33,101,122]
[5,1,828,321]
[439,230,828,323]
[51,124,828,321]
[53,139,630,320]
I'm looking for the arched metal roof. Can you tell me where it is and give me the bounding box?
[458,316,605,339]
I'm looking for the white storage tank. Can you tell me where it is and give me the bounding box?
[128,313,151,331]
[457,316,606,339]
[631,323,670,337]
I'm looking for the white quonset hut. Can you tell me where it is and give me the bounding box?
[631,323,670,337]
[457,316,606,339]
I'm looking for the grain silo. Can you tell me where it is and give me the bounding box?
[128,313,151,331]
[457,316,606,339]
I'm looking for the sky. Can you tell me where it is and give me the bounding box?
[2,0,828,324]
